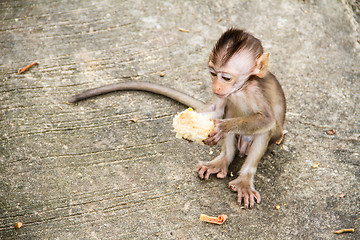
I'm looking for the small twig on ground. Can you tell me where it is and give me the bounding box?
[18,62,38,74]
[334,228,355,234]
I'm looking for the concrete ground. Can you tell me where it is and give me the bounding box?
[0,0,359,239]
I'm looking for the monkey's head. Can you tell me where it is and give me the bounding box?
[208,28,269,98]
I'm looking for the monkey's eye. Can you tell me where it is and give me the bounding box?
[209,69,217,77]
[221,73,232,82]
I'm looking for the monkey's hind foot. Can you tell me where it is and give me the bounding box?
[229,177,261,209]
[196,157,229,180]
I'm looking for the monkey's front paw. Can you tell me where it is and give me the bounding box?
[203,120,225,145]
[229,179,261,209]
[196,161,228,180]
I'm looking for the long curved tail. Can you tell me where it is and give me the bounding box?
[69,81,206,110]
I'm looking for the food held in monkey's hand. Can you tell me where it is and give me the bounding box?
[173,108,215,144]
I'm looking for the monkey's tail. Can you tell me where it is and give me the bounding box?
[69,81,206,110]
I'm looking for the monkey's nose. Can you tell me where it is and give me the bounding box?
[214,88,222,95]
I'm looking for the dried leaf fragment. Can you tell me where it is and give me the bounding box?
[334,228,354,234]
[15,222,23,229]
[200,214,228,225]
[178,28,190,33]
[312,162,321,169]
[18,62,38,74]
[326,129,336,135]
[130,117,139,123]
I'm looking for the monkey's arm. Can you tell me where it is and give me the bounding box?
[69,81,206,110]
[220,112,275,135]
[204,112,275,146]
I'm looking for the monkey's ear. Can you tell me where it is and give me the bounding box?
[253,53,270,78]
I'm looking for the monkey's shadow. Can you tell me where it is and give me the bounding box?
[226,142,291,186]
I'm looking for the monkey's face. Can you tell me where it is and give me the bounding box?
[208,52,255,98]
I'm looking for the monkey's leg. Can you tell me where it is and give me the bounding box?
[229,132,270,208]
[197,133,236,180]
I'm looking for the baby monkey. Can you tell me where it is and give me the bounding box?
[70,28,286,209]
[197,29,286,208]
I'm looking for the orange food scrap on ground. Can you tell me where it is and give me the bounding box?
[199,214,228,225]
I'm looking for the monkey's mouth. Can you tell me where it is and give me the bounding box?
[215,93,227,98]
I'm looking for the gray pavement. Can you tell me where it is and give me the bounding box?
[0,0,359,239]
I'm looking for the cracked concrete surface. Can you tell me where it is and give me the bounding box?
[0,0,359,239]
